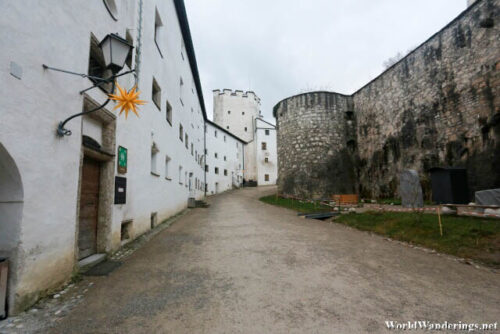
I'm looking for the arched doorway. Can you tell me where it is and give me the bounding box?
[0,143,23,318]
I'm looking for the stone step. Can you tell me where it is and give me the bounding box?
[78,253,106,272]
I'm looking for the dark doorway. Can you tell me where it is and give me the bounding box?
[78,157,101,259]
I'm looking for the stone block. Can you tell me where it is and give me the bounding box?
[399,170,423,208]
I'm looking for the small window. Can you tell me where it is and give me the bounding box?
[227,126,229,129]
[179,124,183,141]
[154,8,163,56]
[228,110,231,114]
[88,34,113,93]
[265,129,270,135]
[215,167,219,174]
[205,149,207,154]
[205,164,209,172]
[179,166,183,184]
[185,133,188,149]
[165,155,171,179]
[242,112,245,115]
[261,142,267,150]
[224,156,226,161]
[214,130,217,138]
[265,174,269,181]
[244,127,247,132]
[166,101,172,125]
[151,144,159,175]
[151,212,157,229]
[191,143,194,155]
[265,157,269,163]
[215,152,218,158]
[121,220,132,241]
[152,78,161,110]
[224,169,228,176]
[103,0,118,20]
[224,135,226,142]
[125,30,133,68]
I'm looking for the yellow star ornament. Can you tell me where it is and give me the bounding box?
[108,82,146,118]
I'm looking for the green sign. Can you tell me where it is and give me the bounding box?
[118,146,127,174]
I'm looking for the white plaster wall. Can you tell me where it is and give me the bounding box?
[205,123,244,195]
[111,0,206,249]
[255,118,278,185]
[0,0,207,313]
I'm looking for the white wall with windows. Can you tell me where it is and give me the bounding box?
[255,118,278,185]
[0,0,207,314]
[205,122,244,195]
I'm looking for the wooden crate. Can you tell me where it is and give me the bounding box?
[0,259,8,319]
[331,194,358,205]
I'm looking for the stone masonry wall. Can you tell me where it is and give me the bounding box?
[274,92,357,199]
[274,0,499,200]
[353,0,499,200]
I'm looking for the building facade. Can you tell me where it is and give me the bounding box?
[0,0,212,315]
[212,89,278,185]
[205,121,245,195]
[274,0,499,200]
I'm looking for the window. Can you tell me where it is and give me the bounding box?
[261,142,267,150]
[224,135,226,142]
[165,156,171,179]
[125,30,133,68]
[152,78,161,110]
[185,134,188,149]
[224,169,228,176]
[185,171,187,187]
[242,112,245,115]
[166,101,172,125]
[88,34,113,93]
[179,124,183,141]
[265,157,269,163]
[215,167,219,174]
[205,149,207,154]
[180,77,184,99]
[214,152,218,159]
[227,126,229,130]
[191,143,193,155]
[244,127,247,132]
[103,0,118,20]
[205,165,209,172]
[151,143,159,176]
[224,156,226,161]
[265,129,270,135]
[154,8,163,56]
[265,174,270,181]
[214,130,217,138]
[228,110,231,114]
[179,166,183,184]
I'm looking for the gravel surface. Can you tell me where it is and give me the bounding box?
[4,186,499,333]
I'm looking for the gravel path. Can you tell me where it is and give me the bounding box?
[7,186,499,333]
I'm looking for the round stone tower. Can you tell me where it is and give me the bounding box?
[273,91,358,199]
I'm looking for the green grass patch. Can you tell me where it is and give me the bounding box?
[259,194,332,213]
[336,211,500,267]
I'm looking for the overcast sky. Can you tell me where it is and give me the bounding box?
[185,0,467,123]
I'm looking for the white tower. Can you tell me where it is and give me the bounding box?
[213,89,262,182]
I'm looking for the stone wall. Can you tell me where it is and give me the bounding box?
[274,0,499,200]
[353,0,499,200]
[274,92,357,199]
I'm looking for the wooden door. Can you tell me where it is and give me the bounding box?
[78,157,100,260]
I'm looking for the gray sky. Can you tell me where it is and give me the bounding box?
[185,0,466,123]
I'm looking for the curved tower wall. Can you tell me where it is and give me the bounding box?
[274,92,357,199]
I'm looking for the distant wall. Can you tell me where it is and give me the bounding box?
[353,0,499,199]
[274,0,499,200]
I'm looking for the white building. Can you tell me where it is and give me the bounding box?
[212,89,277,186]
[0,0,207,315]
[255,118,278,185]
[205,121,245,195]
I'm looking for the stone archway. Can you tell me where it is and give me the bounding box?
[0,143,23,317]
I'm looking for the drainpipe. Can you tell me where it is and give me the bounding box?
[134,0,144,87]
[204,123,207,197]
